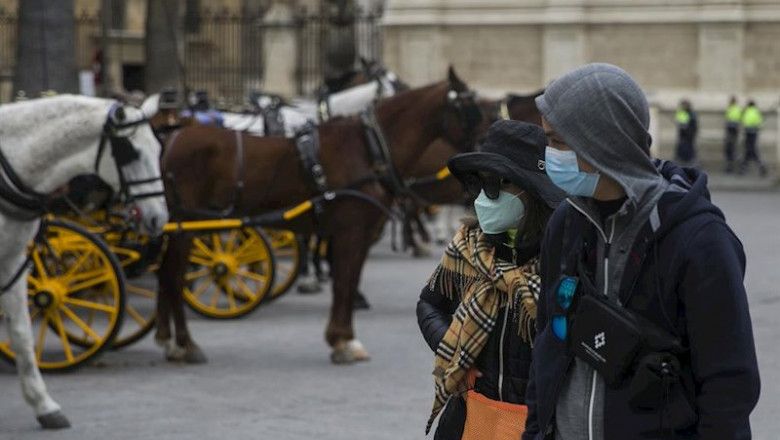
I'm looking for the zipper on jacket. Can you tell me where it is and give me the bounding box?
[498,305,510,402]
[588,216,616,440]
[567,200,617,440]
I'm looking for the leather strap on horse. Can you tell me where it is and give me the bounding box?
[360,108,409,198]
[0,221,45,296]
[294,121,331,228]
[0,140,49,221]
[295,122,328,195]
[261,105,286,136]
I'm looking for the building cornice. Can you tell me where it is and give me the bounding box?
[383,1,780,26]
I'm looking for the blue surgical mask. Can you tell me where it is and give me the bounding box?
[473,190,525,234]
[544,147,600,197]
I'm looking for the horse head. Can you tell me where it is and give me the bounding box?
[440,66,484,152]
[97,102,169,236]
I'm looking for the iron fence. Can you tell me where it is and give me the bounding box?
[0,8,382,105]
[185,8,382,105]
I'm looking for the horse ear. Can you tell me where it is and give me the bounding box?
[114,106,126,122]
[448,66,466,91]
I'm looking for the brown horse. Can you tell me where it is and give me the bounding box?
[399,90,544,254]
[155,68,482,364]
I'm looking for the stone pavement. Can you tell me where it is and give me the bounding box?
[0,190,779,439]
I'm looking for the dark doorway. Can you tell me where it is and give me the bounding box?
[122,64,145,92]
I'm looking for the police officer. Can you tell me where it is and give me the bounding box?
[724,96,742,173]
[740,100,768,177]
[674,99,697,165]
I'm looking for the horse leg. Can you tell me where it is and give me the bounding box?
[416,209,432,244]
[314,236,330,282]
[0,279,69,429]
[296,234,322,294]
[326,225,371,364]
[154,241,173,348]
[410,210,432,258]
[157,233,206,363]
[169,233,207,364]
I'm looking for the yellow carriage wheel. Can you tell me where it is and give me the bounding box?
[183,227,276,319]
[0,219,125,371]
[264,229,303,303]
[59,211,160,349]
[107,235,162,349]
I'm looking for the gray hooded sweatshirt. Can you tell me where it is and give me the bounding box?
[535,63,670,440]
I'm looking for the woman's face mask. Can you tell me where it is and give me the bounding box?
[473,189,525,234]
[544,147,600,197]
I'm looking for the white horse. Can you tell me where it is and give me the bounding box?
[142,63,405,139]
[0,94,168,429]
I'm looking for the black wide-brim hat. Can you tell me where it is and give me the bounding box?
[448,120,566,208]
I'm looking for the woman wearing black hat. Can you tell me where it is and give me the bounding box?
[418,120,564,440]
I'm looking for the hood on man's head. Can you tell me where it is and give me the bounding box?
[536,63,661,204]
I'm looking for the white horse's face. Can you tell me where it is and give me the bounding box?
[96,105,169,236]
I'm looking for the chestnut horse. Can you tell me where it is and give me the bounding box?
[155,69,482,364]
[400,90,544,253]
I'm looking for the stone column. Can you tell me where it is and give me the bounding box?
[698,23,744,93]
[262,1,298,97]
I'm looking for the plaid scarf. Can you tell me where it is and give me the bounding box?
[425,225,540,434]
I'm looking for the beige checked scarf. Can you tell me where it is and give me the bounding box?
[425,225,540,434]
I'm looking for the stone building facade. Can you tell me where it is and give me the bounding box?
[383,0,780,172]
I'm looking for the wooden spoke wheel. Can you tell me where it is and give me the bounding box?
[0,220,125,371]
[60,209,161,350]
[183,227,276,319]
[263,229,303,303]
[106,235,163,349]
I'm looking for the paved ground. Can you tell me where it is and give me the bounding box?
[1,190,779,440]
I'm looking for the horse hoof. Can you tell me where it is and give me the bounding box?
[37,410,71,430]
[164,340,188,362]
[330,339,371,364]
[297,275,323,294]
[346,339,370,362]
[183,342,208,364]
[154,335,170,348]
[353,291,371,310]
[330,347,355,365]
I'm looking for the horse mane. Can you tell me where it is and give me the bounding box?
[373,81,447,122]
[0,95,113,142]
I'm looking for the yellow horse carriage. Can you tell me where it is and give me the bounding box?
[0,197,305,371]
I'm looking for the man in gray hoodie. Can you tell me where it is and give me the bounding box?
[523,63,760,440]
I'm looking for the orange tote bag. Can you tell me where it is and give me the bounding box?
[461,390,528,440]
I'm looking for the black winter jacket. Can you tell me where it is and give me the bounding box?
[523,162,760,440]
[418,234,536,440]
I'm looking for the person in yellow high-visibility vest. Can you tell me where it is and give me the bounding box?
[675,99,698,164]
[739,100,768,177]
[723,96,742,173]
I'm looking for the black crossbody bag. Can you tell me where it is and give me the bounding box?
[564,244,684,387]
[568,290,682,386]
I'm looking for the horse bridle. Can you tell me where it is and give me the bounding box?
[444,87,484,151]
[94,105,165,203]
